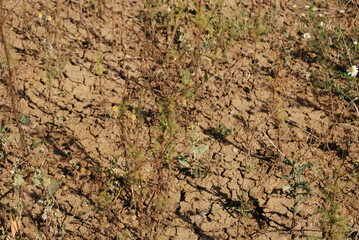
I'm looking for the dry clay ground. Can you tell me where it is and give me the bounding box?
[0,0,358,239]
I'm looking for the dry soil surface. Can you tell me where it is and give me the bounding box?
[0,0,358,239]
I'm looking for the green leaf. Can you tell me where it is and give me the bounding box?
[34,178,41,186]
[181,69,193,85]
[178,159,190,167]
[48,179,59,196]
[34,168,43,186]
[56,118,64,126]
[170,49,180,60]
[14,175,25,187]
[193,145,209,158]
[282,157,297,166]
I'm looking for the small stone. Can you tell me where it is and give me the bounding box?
[80,161,87,168]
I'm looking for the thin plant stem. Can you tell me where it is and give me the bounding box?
[0,3,25,148]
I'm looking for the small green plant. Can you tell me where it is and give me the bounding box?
[18,113,31,126]
[33,167,61,233]
[177,144,209,178]
[233,191,252,217]
[282,158,312,197]
[318,167,350,239]
[34,167,60,197]
[178,124,209,177]
[95,190,114,209]
[112,93,181,238]
[319,195,349,240]
[209,123,236,139]
[281,157,312,238]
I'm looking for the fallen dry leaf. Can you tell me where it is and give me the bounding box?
[10,216,20,238]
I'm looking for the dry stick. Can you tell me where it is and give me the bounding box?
[167,15,181,51]
[0,0,21,24]
[263,131,286,158]
[350,97,359,117]
[0,11,25,148]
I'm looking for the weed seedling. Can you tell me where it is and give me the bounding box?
[209,123,236,140]
[178,124,209,177]
[33,167,61,235]
[234,191,252,218]
[18,113,31,126]
[318,166,350,239]
[281,157,312,238]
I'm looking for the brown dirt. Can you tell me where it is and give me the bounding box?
[0,0,358,239]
